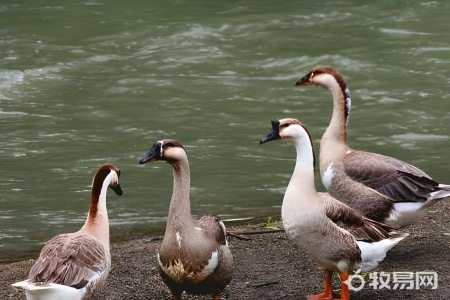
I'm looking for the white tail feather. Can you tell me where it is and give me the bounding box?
[356,235,408,272]
[11,281,85,300]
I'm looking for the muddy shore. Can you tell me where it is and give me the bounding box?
[2,200,449,300]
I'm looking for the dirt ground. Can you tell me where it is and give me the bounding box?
[1,200,449,300]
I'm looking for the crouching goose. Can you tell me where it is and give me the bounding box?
[12,164,123,300]
[295,66,450,227]
[139,139,234,300]
[260,118,408,300]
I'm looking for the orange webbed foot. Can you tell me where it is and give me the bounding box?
[306,270,334,299]
[306,292,333,300]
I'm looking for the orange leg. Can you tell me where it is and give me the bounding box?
[306,269,333,300]
[338,272,350,300]
[212,294,221,300]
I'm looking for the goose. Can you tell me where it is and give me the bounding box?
[295,66,450,228]
[12,164,123,300]
[139,139,234,300]
[260,118,408,300]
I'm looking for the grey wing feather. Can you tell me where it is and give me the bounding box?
[28,233,108,288]
[343,150,439,202]
[321,193,399,242]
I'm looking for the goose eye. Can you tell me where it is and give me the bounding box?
[116,169,121,177]
[280,123,290,129]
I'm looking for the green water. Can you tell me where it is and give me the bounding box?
[1,0,449,260]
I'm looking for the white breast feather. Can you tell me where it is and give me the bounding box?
[200,250,219,277]
[176,232,182,249]
[322,163,334,190]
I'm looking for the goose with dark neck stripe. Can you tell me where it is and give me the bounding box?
[296,66,450,227]
[139,139,233,300]
[12,164,123,300]
[260,118,407,300]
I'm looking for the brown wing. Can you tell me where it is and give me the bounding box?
[343,150,438,202]
[198,215,227,246]
[321,193,400,242]
[28,233,109,289]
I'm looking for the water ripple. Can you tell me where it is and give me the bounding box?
[391,133,449,142]
[379,28,432,36]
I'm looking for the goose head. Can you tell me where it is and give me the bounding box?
[93,164,123,196]
[260,118,316,167]
[139,139,187,165]
[295,66,352,121]
[295,66,347,89]
[260,118,309,143]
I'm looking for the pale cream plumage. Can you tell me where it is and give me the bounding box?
[260,118,407,300]
[12,164,122,300]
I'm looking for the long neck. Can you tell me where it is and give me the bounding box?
[81,172,113,247]
[166,158,192,231]
[319,78,351,173]
[282,134,320,228]
[322,81,349,147]
[290,136,317,195]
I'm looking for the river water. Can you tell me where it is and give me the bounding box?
[1,0,449,261]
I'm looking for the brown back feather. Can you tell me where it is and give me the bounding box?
[28,233,108,288]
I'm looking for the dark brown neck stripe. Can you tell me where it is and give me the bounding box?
[89,167,112,220]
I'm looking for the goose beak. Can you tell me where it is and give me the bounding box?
[139,142,161,164]
[110,184,123,196]
[295,72,312,86]
[260,119,281,144]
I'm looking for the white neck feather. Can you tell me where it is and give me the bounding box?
[282,128,318,224]
[290,130,316,194]
[81,171,114,248]
[294,130,314,169]
[317,73,341,93]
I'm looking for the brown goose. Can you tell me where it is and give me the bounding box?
[12,164,123,300]
[260,118,408,300]
[139,139,234,300]
[295,66,450,227]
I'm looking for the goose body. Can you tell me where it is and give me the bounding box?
[139,139,233,300]
[296,66,450,227]
[12,164,123,300]
[260,118,407,300]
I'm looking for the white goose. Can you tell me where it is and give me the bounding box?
[12,164,123,300]
[296,66,450,227]
[260,118,408,300]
